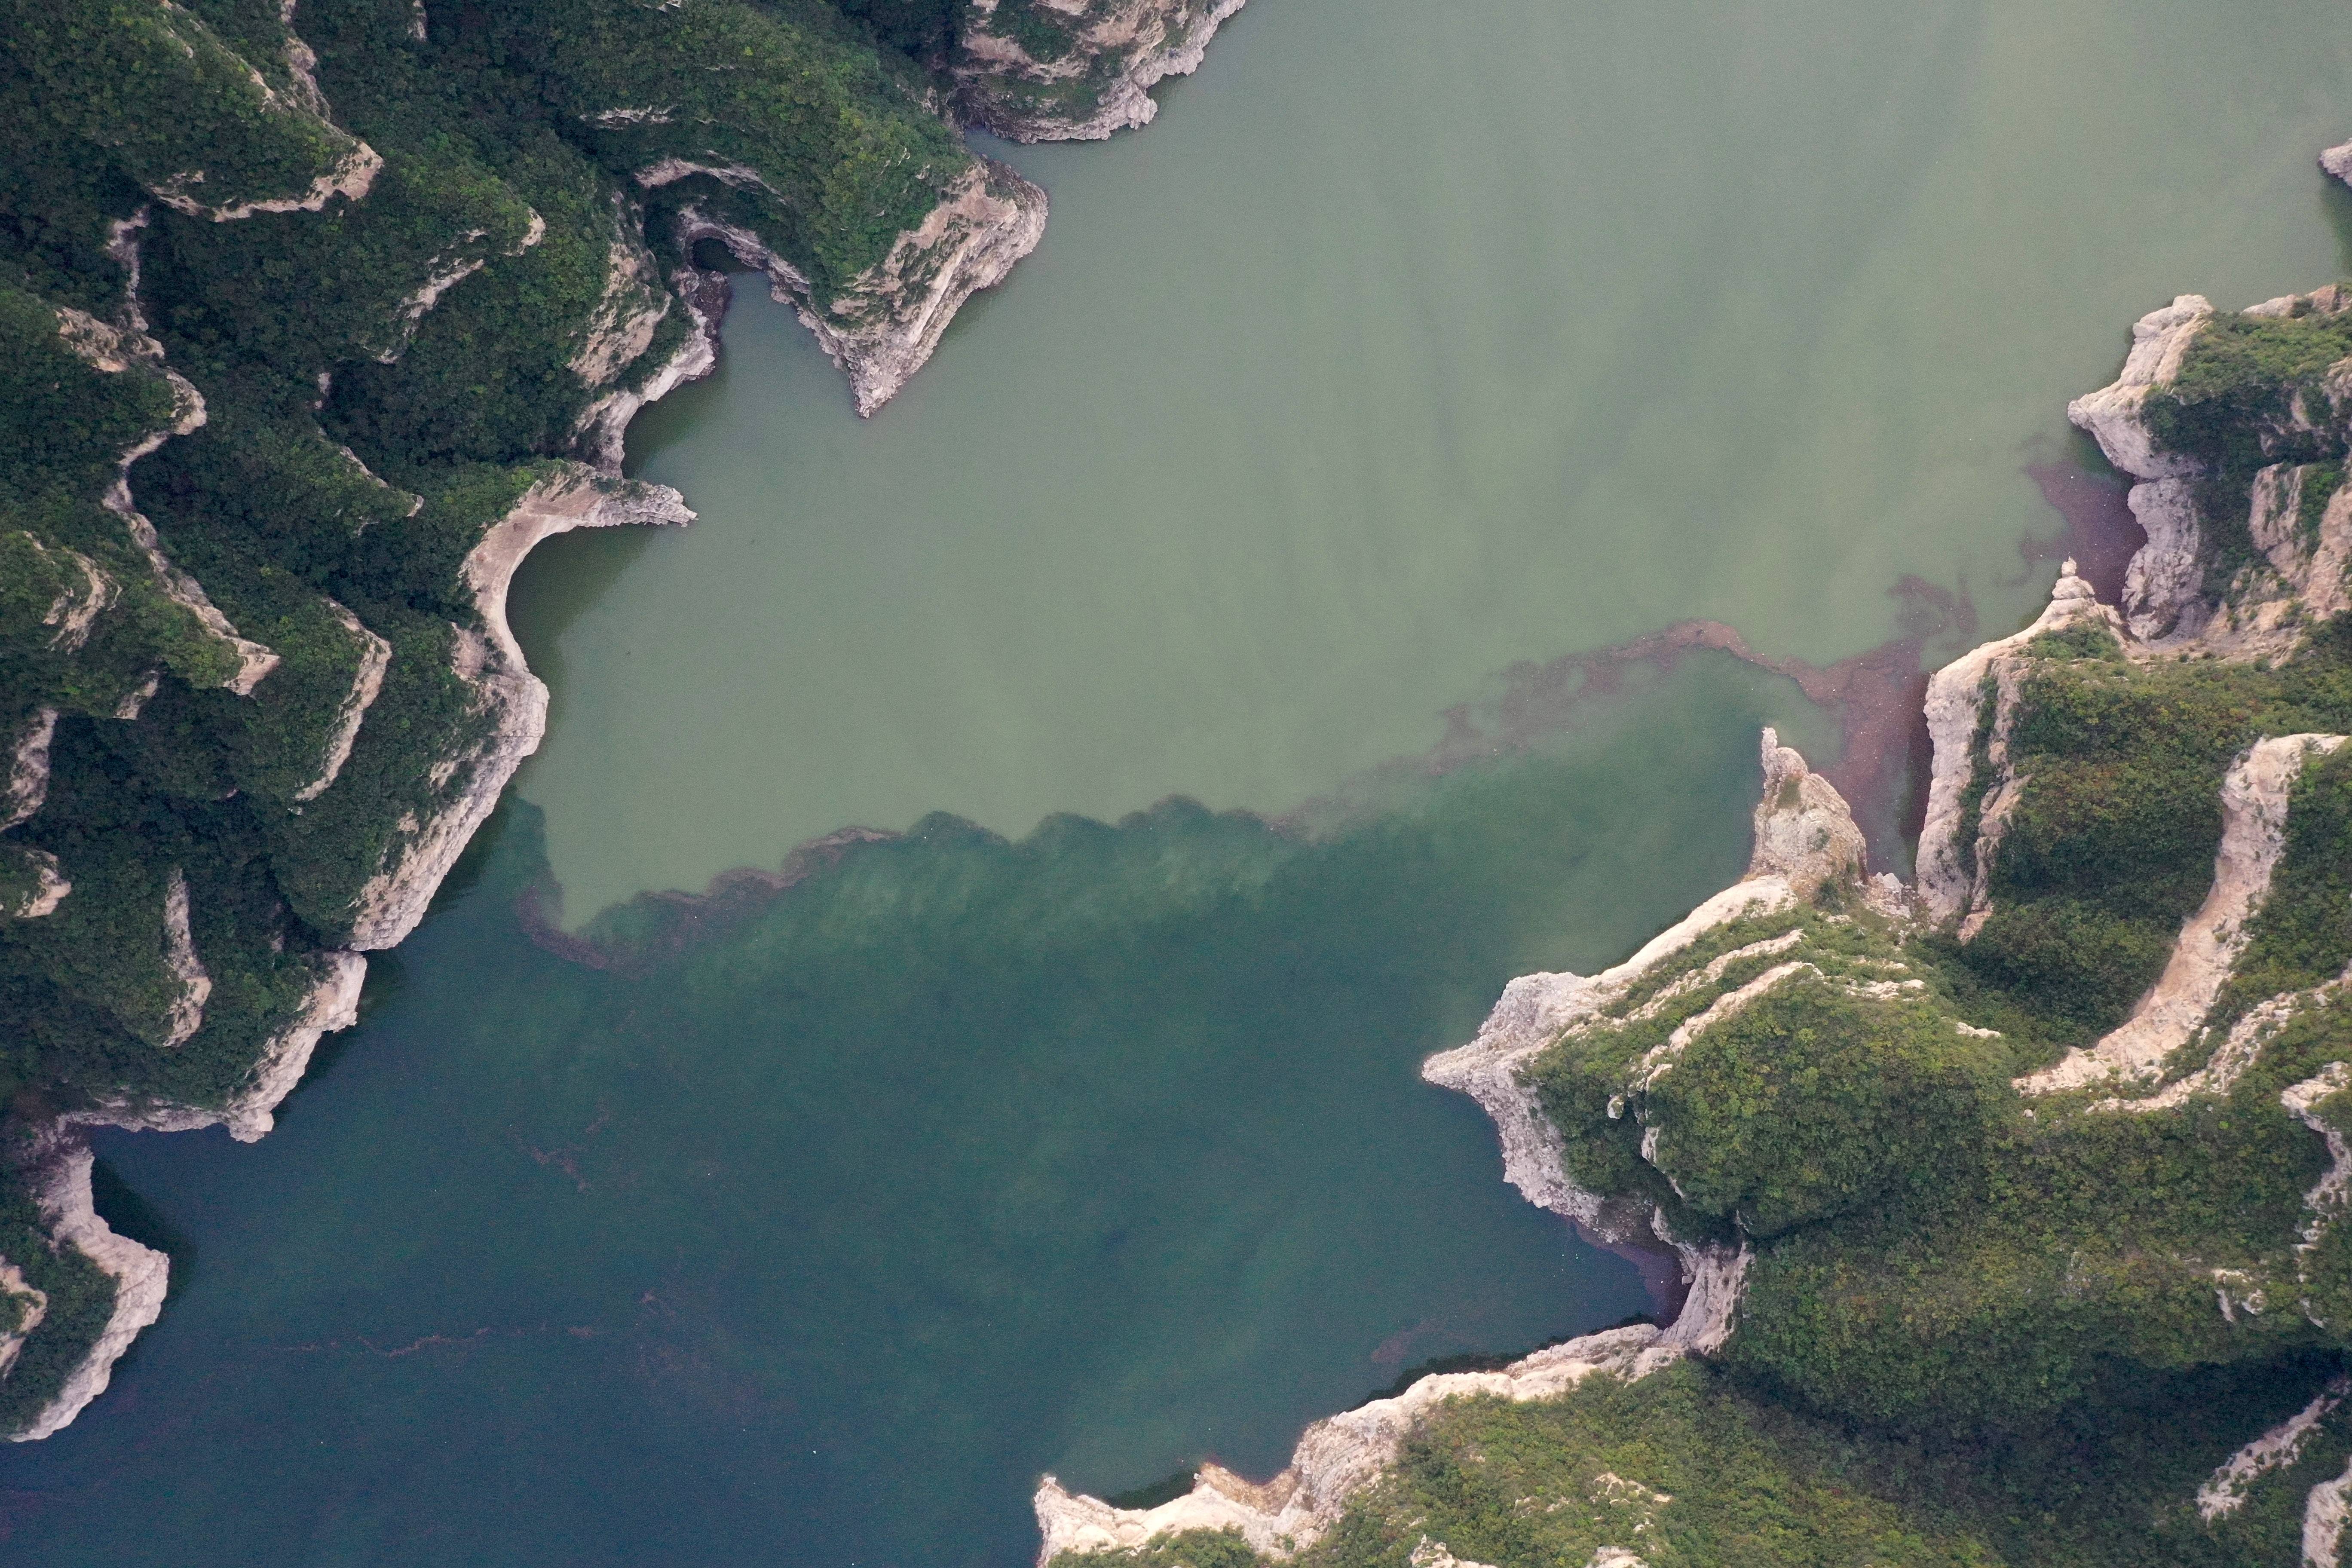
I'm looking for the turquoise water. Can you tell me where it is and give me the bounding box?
[3,659,1813,1565]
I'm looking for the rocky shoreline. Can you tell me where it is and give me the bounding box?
[0,0,1251,1444]
[1035,725,1877,1561]
[1029,258,2352,1563]
[952,0,1253,143]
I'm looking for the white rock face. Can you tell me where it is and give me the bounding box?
[2285,1063,2352,1329]
[290,602,392,803]
[2065,295,2211,481]
[1422,874,1795,1239]
[1033,1324,1688,1561]
[568,216,670,387]
[71,950,366,1144]
[27,535,117,655]
[2201,1375,2352,1520]
[223,949,366,1142]
[137,0,381,226]
[342,466,691,950]
[1916,562,2124,928]
[52,305,281,695]
[2309,1450,2352,1567]
[955,0,1250,142]
[370,211,543,365]
[1635,962,1819,1091]
[0,1261,48,1379]
[2103,963,2352,1115]
[1747,727,1866,899]
[575,266,720,473]
[7,1129,169,1443]
[156,137,381,224]
[2323,140,2352,188]
[2122,478,2210,643]
[2186,467,2352,663]
[2021,735,2347,1095]
[156,867,213,1049]
[3,707,58,831]
[670,156,1047,417]
[1,846,70,919]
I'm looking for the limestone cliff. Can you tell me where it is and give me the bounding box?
[1035,267,2352,1564]
[343,467,693,951]
[4,1127,168,1445]
[662,157,1047,416]
[951,0,1249,142]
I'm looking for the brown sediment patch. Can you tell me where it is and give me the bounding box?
[2025,456,2145,604]
[1371,578,1973,874]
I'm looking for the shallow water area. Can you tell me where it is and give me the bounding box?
[4,660,1816,1566]
[516,0,2352,925]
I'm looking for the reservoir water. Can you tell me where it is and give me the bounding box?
[518,0,2352,925]
[8,0,2352,1563]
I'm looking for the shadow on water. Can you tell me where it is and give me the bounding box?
[89,1158,197,1305]
[2322,163,2352,276]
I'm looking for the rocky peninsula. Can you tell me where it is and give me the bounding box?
[1029,232,2352,1568]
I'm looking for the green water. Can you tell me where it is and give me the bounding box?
[6,661,1813,1565]
[517,0,2352,925]
[13,3,2352,1563]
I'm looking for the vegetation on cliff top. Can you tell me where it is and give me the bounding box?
[1066,291,2352,1564]
[0,0,1069,1436]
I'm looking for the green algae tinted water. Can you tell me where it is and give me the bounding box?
[12,1,2352,1562]
[515,0,2352,925]
[5,661,1815,1565]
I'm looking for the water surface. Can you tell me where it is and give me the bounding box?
[5,660,1812,1565]
[10,2,2352,1561]
[517,0,2352,923]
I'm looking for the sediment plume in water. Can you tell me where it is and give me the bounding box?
[519,571,1978,974]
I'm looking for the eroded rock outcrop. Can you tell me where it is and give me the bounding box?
[573,230,720,471]
[2022,734,2347,1094]
[665,157,1046,416]
[6,1127,168,1444]
[156,867,212,1050]
[290,602,393,804]
[1747,727,1866,900]
[952,0,1250,142]
[1915,561,2124,928]
[2067,294,2212,483]
[3,708,58,832]
[2200,1374,2352,1520]
[2067,296,2215,640]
